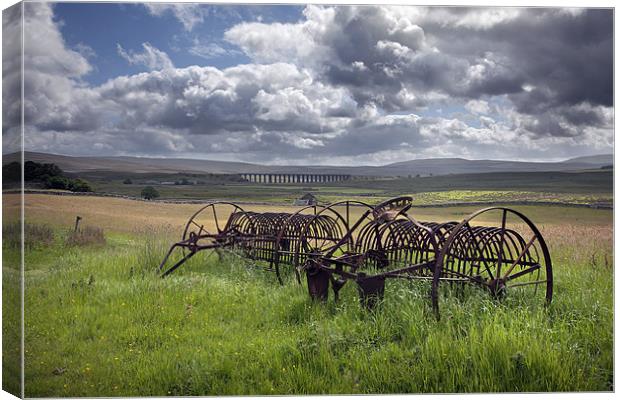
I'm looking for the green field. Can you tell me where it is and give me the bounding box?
[2,193,613,395]
[74,169,613,206]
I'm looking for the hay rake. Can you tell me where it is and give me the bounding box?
[158,197,552,318]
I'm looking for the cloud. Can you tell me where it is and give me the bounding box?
[8,2,104,136]
[96,62,358,136]
[188,39,241,59]
[3,2,23,152]
[226,6,613,134]
[144,3,208,31]
[12,4,614,164]
[117,42,174,71]
[464,100,490,115]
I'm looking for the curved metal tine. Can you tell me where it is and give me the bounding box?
[496,209,508,278]
[502,234,537,280]
[466,222,494,280]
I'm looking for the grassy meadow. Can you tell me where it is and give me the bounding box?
[2,193,614,395]
[78,169,613,206]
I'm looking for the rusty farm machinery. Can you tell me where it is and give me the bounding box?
[158,197,552,318]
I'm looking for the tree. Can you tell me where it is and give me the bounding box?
[123,178,133,184]
[2,162,21,182]
[24,161,62,181]
[45,176,70,190]
[141,186,160,200]
[69,179,92,192]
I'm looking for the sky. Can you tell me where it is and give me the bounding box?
[2,2,614,165]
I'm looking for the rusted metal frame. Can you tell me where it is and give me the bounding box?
[337,211,440,308]
[161,251,197,277]
[160,199,552,319]
[433,206,553,320]
[324,209,374,259]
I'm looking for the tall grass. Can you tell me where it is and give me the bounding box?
[65,226,106,247]
[3,221,54,249]
[15,217,613,396]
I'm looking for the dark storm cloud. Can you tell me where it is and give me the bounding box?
[429,8,613,137]
[440,9,613,109]
[228,6,612,138]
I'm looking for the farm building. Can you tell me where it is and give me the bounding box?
[293,193,318,206]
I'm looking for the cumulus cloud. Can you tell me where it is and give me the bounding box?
[117,42,174,71]
[97,62,357,136]
[11,3,614,164]
[13,2,105,136]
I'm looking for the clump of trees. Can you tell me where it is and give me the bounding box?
[3,161,92,192]
[46,176,92,192]
[141,186,160,200]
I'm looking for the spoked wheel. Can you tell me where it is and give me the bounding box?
[432,207,553,319]
[181,202,245,256]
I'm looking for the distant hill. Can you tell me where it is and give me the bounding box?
[2,151,613,178]
[562,154,614,165]
[375,156,614,176]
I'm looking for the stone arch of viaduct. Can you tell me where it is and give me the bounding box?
[240,173,351,184]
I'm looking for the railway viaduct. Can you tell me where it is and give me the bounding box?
[240,173,351,184]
